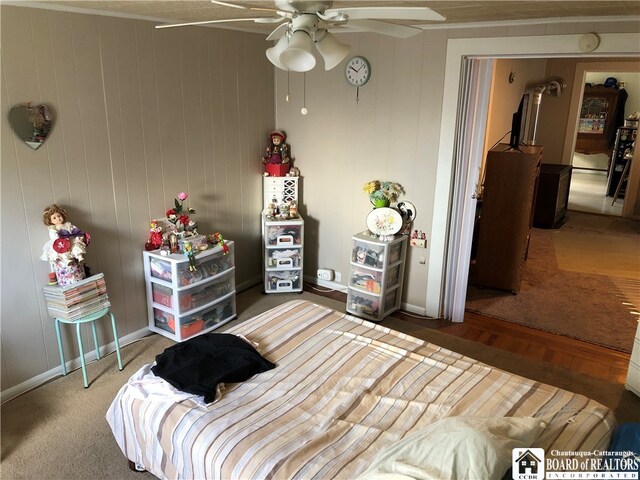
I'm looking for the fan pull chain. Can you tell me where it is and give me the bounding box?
[301,73,308,115]
[286,70,290,102]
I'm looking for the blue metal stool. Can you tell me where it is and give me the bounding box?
[54,307,123,388]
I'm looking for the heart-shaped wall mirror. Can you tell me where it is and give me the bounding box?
[9,103,54,150]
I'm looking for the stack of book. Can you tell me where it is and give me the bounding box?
[43,273,111,320]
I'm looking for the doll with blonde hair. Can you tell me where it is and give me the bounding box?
[40,204,89,264]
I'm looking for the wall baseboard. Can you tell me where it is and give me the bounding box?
[0,326,151,405]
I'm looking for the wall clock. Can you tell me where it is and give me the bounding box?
[345,56,371,102]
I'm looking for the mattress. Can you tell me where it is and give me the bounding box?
[107,300,615,479]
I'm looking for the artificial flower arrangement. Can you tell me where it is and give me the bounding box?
[363,180,405,207]
[166,192,197,232]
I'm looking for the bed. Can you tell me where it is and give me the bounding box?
[107,300,616,479]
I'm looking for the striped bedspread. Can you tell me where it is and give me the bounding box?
[107,300,615,479]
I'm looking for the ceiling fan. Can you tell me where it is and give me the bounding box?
[155,1,446,72]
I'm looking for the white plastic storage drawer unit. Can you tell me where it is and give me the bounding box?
[347,231,407,322]
[143,240,236,342]
[262,215,304,293]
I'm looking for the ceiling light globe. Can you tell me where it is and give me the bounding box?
[280,30,316,72]
[266,35,289,70]
[315,32,351,71]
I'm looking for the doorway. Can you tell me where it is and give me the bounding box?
[430,32,640,323]
[569,69,640,216]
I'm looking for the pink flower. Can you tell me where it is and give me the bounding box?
[178,192,188,201]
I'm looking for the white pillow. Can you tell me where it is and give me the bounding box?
[358,416,546,480]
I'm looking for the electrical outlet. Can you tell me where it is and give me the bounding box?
[335,271,342,283]
[317,268,334,281]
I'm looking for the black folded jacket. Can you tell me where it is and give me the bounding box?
[151,333,276,403]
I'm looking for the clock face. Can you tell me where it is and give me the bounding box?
[345,56,371,87]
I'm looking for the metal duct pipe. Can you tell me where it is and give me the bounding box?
[530,79,566,145]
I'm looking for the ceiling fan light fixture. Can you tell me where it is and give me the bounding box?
[315,31,350,70]
[266,35,289,70]
[280,30,316,72]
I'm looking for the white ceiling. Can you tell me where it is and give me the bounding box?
[11,1,640,36]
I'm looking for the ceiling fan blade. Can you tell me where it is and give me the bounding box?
[326,7,445,22]
[155,17,279,29]
[266,22,289,40]
[344,19,422,38]
[211,0,293,16]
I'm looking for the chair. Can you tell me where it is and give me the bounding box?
[54,307,123,388]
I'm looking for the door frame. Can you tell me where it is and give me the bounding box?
[426,32,640,321]
[564,61,640,217]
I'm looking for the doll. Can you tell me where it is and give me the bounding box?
[262,130,291,165]
[145,221,163,251]
[40,204,89,265]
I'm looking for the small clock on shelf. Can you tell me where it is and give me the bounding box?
[345,56,371,102]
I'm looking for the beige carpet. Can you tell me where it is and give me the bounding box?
[2,285,639,480]
[466,211,640,352]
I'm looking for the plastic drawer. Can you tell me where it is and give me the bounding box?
[181,319,204,338]
[153,308,175,334]
[388,242,403,264]
[351,241,385,269]
[181,296,235,332]
[177,271,234,313]
[384,289,399,312]
[266,247,302,269]
[265,224,302,246]
[176,244,235,287]
[149,257,173,281]
[387,264,401,288]
[349,267,382,294]
[152,284,174,308]
[265,269,301,292]
[348,290,380,318]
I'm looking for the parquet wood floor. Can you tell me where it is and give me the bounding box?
[304,285,631,385]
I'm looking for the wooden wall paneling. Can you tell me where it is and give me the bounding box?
[135,24,164,222]
[47,12,90,211]
[219,30,243,236]
[70,15,125,354]
[208,30,227,233]
[104,19,149,334]
[1,8,53,383]
[29,10,76,369]
[154,28,189,201]
[98,18,130,341]
[235,34,252,282]
[196,29,215,226]
[180,27,207,225]
[250,33,269,255]
[30,9,70,201]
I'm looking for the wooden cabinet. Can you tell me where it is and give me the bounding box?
[347,232,407,322]
[533,164,572,228]
[575,86,623,155]
[472,144,542,293]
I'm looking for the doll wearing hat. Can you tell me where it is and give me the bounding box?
[262,130,291,165]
